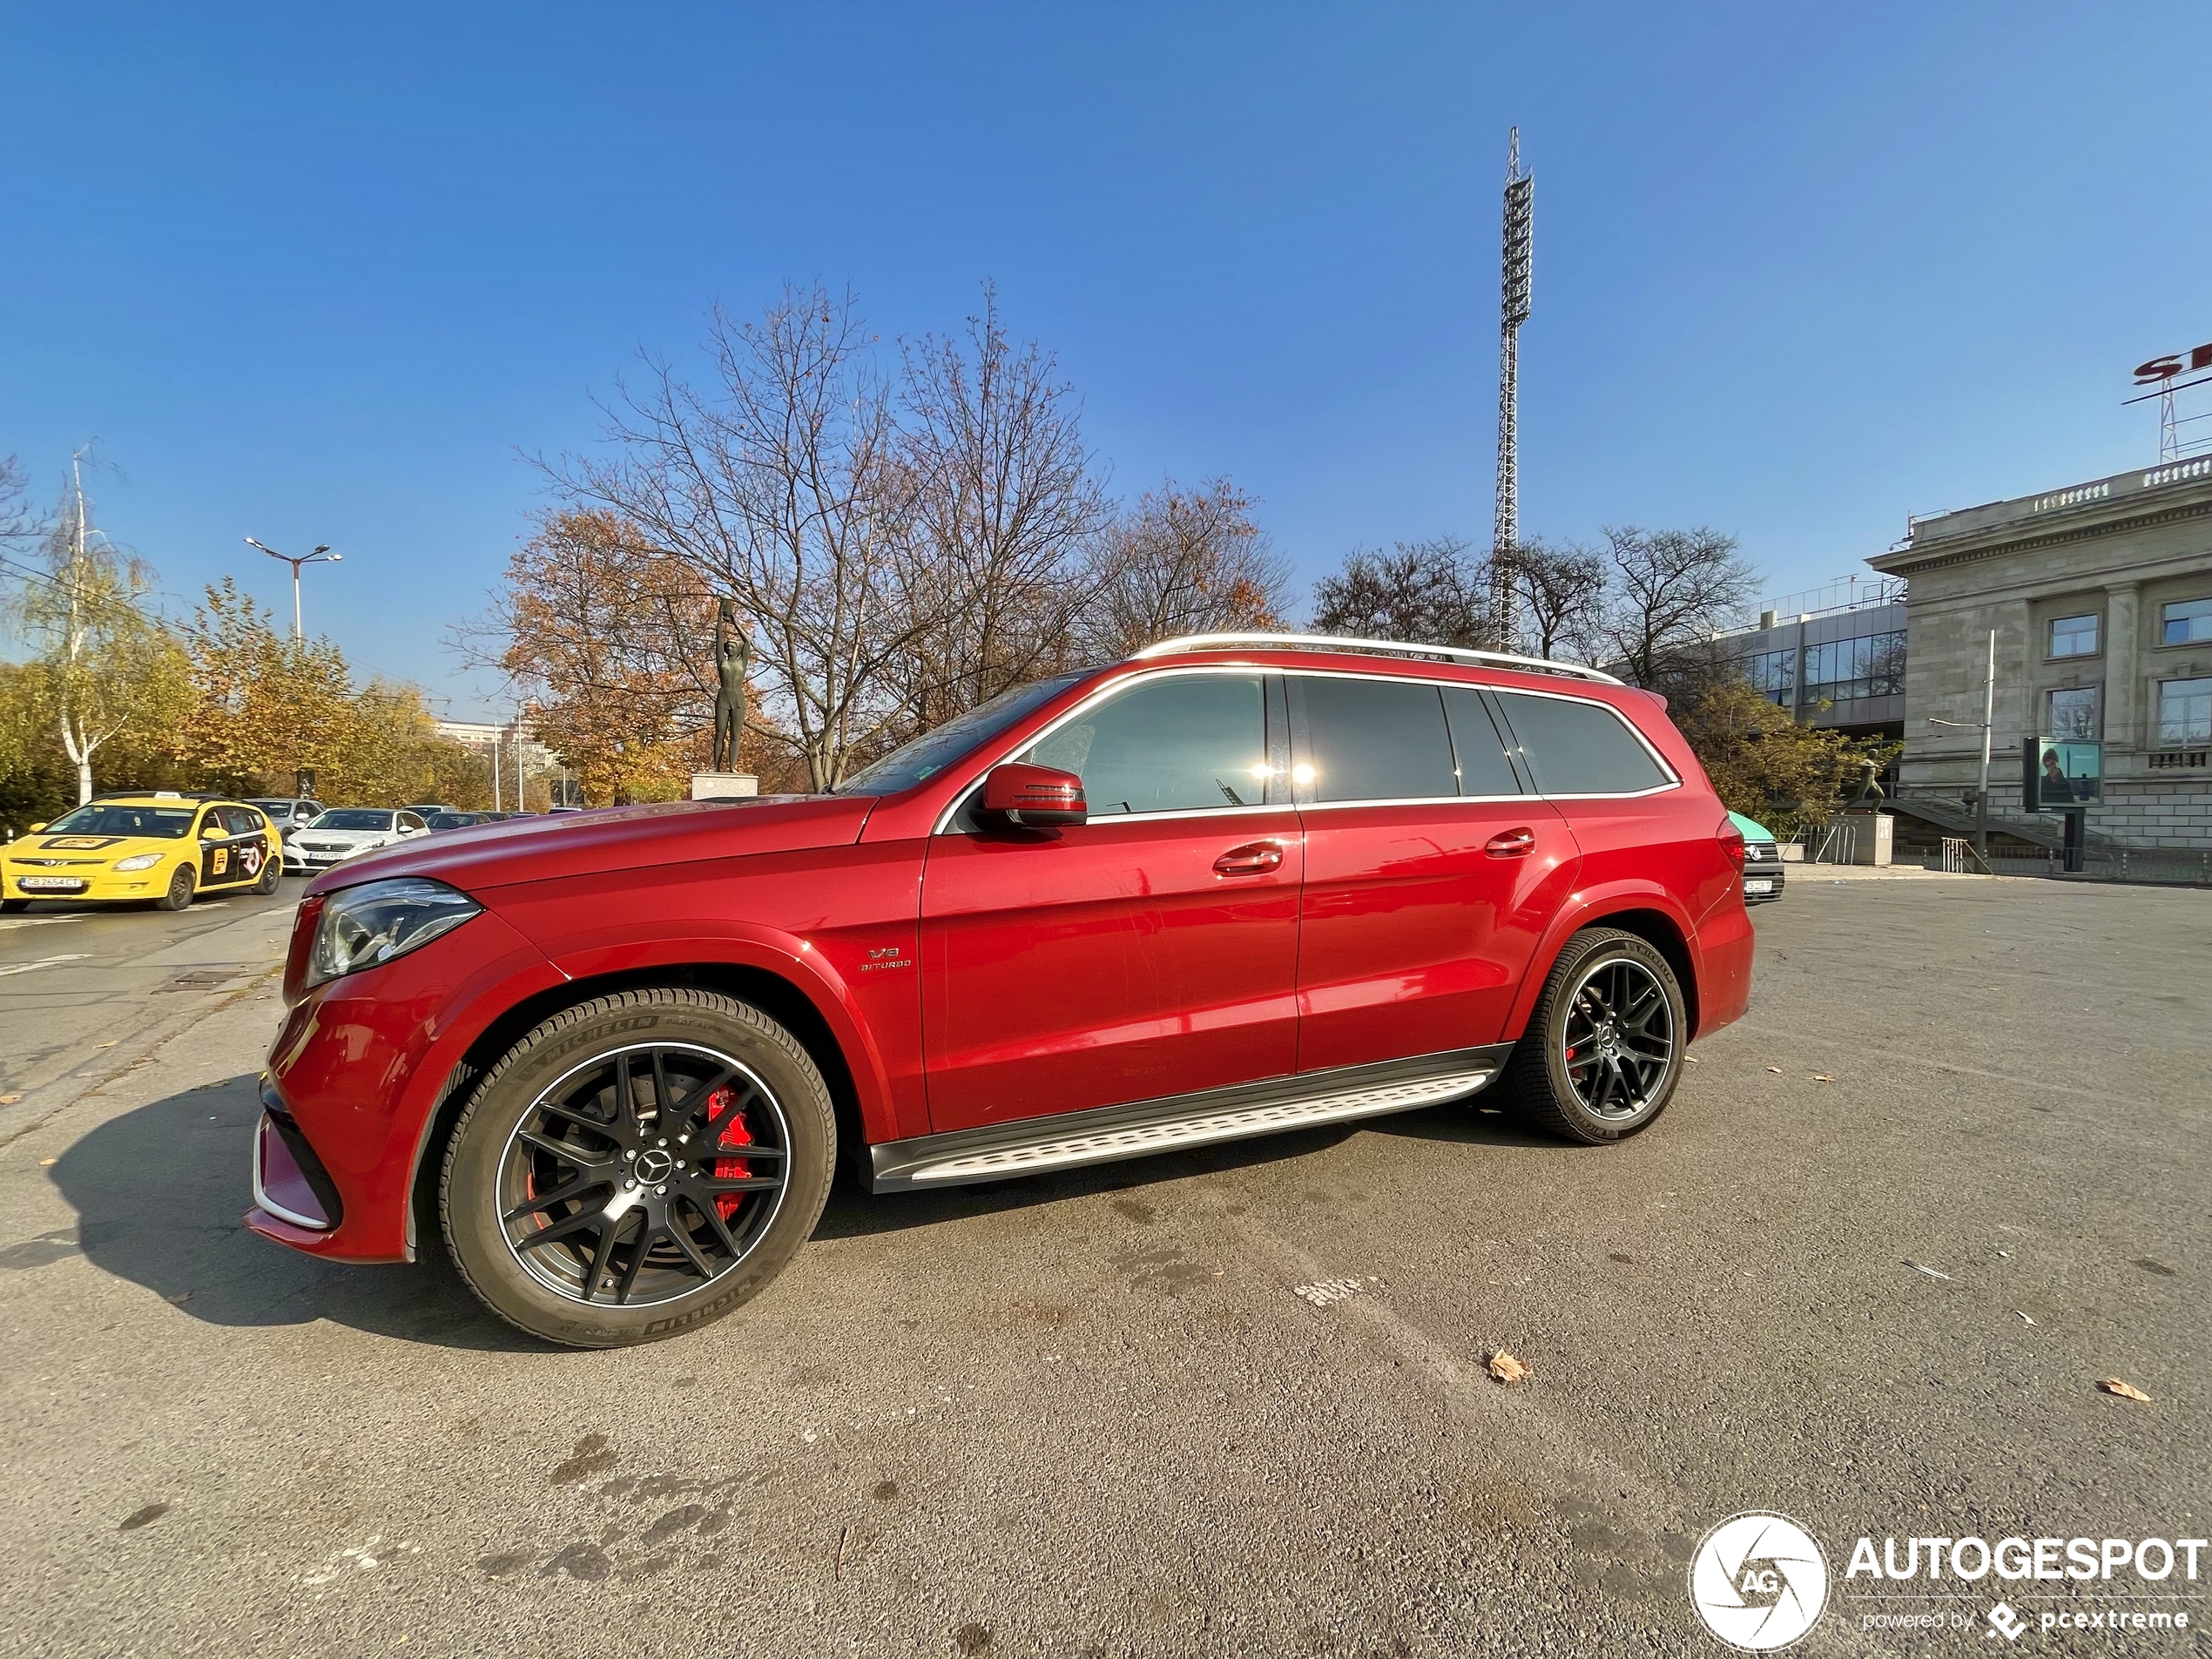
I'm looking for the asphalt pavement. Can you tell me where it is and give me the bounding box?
[0,875,2204,1657]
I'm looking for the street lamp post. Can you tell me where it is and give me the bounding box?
[244,537,342,639]
[1928,629,1999,859]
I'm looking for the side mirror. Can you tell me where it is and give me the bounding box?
[27,823,46,834]
[981,763,1088,828]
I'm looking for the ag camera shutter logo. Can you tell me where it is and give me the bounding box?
[1689,1512,1830,1651]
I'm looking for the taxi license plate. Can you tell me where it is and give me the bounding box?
[18,876,86,891]
[1745,879,1775,894]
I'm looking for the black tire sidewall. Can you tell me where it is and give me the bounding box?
[253,851,281,894]
[1512,928,1686,1144]
[440,988,836,1348]
[162,867,195,911]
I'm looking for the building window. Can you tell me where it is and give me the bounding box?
[2162,597,2212,647]
[1736,648,1795,706]
[2046,685,2100,741]
[2047,613,2099,658]
[1802,631,1905,705]
[2157,678,2212,745]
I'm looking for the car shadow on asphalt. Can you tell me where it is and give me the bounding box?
[41,1074,548,1352]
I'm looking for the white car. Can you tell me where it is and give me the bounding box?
[284,808,430,875]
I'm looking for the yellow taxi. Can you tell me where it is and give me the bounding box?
[1,792,285,913]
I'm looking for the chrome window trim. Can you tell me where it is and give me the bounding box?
[931,663,1683,835]
[1296,792,1531,812]
[933,664,1281,836]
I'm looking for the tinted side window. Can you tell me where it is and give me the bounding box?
[1495,691,1672,795]
[1298,676,1458,802]
[1440,688,1526,797]
[1025,673,1268,814]
[221,806,262,836]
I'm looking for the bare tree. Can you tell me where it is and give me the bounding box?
[1081,478,1291,660]
[1597,525,1755,692]
[1311,536,1488,646]
[4,459,185,804]
[1511,537,1609,663]
[894,284,1109,728]
[556,284,928,791]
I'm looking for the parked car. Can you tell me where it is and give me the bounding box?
[283,808,429,875]
[425,812,498,833]
[250,632,1754,1347]
[246,798,327,840]
[3,793,282,911]
[404,803,455,819]
[1730,811,1786,905]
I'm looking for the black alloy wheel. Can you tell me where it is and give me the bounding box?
[251,847,282,894]
[1506,927,1685,1144]
[158,864,196,912]
[499,1042,791,1307]
[1560,956,1675,1120]
[441,988,835,1347]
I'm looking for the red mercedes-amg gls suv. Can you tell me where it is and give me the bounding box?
[250,634,1753,1345]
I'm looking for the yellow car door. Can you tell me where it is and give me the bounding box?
[196,806,252,889]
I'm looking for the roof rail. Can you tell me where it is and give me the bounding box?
[1131,631,1624,685]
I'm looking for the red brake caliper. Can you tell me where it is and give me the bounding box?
[704,1084,752,1222]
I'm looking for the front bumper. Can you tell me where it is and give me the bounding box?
[247,904,566,1263]
[1741,857,1787,904]
[3,867,172,902]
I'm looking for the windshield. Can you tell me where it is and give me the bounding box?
[311,810,396,832]
[246,799,295,814]
[40,804,196,839]
[836,672,1088,796]
[427,813,481,829]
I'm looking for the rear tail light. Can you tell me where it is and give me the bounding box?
[1717,816,1748,873]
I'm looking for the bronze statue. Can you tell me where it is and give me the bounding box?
[711,599,752,772]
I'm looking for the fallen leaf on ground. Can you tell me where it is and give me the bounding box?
[1906,1262,1953,1280]
[0,1093,20,1104]
[1765,1066,1783,1075]
[2097,1378,2152,1402]
[2014,1311,2036,1325]
[1684,1055,1700,1064]
[1487,1349,1530,1384]
[1811,1075,1833,1082]
[38,1157,57,1167]
[95,1041,118,1049]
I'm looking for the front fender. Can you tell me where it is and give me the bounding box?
[541,924,906,1145]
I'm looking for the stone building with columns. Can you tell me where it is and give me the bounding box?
[1866,456,2212,849]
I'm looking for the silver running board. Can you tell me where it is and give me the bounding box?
[869,1045,1512,1192]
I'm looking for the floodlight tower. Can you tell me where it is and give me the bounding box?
[1492,128,1534,651]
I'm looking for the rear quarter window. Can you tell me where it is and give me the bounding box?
[1494,691,1674,796]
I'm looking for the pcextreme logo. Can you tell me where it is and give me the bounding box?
[1689,1512,1830,1651]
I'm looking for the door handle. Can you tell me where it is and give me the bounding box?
[1484,827,1537,859]
[1213,840,1285,877]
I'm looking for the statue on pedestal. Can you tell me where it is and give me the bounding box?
[711,599,751,772]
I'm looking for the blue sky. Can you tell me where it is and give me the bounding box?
[4,4,2207,718]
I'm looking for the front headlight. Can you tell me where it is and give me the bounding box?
[113,853,164,872]
[304,877,482,990]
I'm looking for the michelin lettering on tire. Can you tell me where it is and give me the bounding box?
[1689,1511,1829,1651]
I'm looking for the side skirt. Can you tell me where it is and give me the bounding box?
[868,1044,1515,1193]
